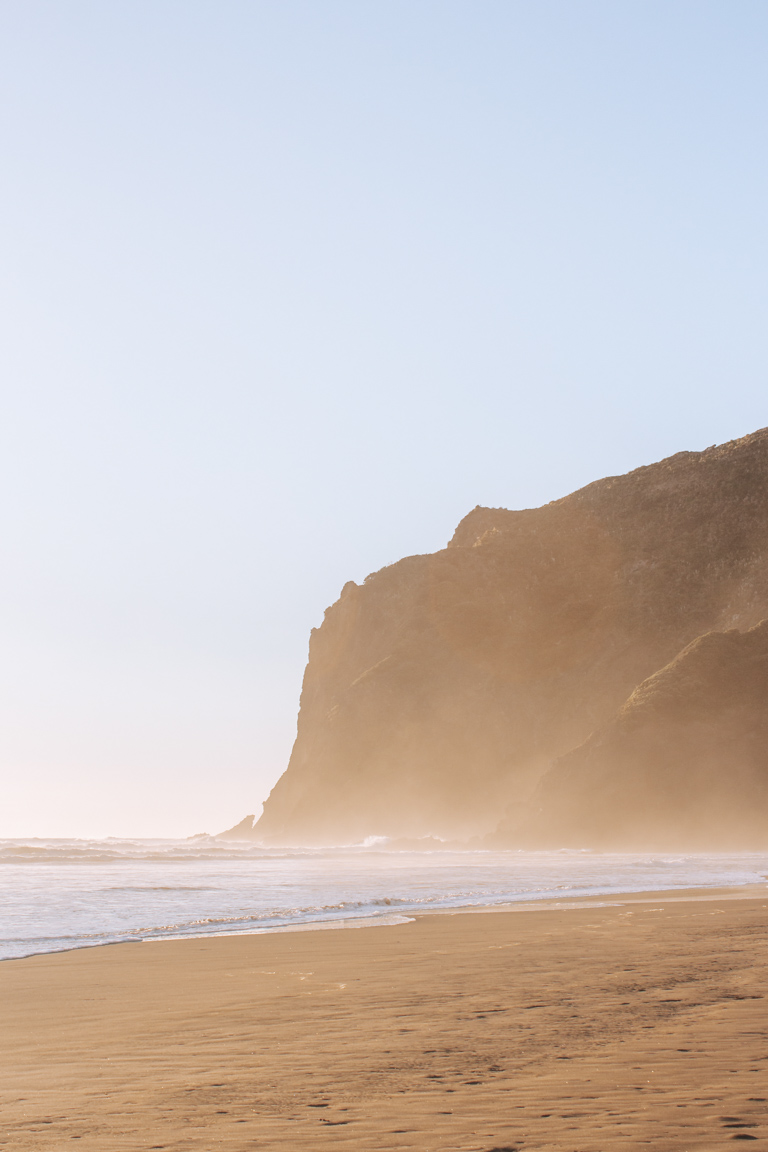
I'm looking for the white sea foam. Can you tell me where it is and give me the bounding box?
[1,837,766,961]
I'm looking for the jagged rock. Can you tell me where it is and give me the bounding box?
[254,429,768,846]
[217,814,255,840]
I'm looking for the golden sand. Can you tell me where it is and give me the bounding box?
[2,890,768,1150]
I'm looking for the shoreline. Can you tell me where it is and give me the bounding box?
[4,880,766,965]
[3,886,768,1149]
[4,880,767,965]
[3,889,768,1149]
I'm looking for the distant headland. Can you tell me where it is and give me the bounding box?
[226,428,768,850]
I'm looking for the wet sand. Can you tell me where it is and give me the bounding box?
[2,888,768,1150]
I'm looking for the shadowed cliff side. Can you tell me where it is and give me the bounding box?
[254,428,768,846]
[505,620,768,849]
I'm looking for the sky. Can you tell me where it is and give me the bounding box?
[1,0,767,838]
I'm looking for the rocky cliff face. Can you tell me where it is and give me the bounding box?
[254,428,768,847]
[512,621,768,849]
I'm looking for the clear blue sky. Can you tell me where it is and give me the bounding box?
[1,1,767,837]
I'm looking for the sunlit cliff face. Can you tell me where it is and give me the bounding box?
[512,620,768,852]
[253,429,768,849]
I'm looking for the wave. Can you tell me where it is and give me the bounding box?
[0,836,636,864]
[3,839,768,962]
[0,893,461,960]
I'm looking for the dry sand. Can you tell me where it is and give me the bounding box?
[2,889,768,1150]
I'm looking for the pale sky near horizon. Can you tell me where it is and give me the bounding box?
[2,0,767,838]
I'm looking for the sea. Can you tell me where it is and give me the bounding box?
[1,837,767,962]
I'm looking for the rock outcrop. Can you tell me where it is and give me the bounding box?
[254,429,768,847]
[504,620,768,849]
[217,814,256,840]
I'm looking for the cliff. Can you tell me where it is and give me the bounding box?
[254,428,768,846]
[512,621,768,849]
[217,814,256,841]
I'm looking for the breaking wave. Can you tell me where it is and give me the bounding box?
[1,837,767,961]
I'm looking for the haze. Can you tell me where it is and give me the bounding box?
[2,1,767,838]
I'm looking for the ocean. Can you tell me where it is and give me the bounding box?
[1,837,767,962]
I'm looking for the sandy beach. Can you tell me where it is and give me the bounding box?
[2,889,768,1151]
